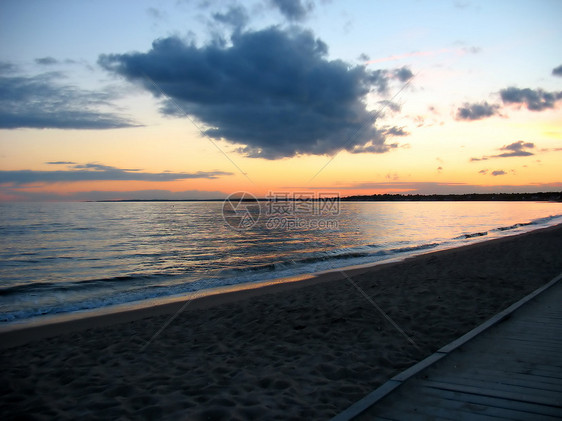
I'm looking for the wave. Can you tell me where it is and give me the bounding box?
[0,272,176,297]
[454,231,488,239]
[221,241,441,277]
[455,213,562,240]
[2,211,561,324]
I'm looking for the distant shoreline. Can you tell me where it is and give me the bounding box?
[91,191,562,202]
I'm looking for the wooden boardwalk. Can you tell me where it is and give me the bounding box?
[333,274,562,421]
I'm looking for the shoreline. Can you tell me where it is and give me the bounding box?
[1,223,560,347]
[2,223,561,419]
[1,209,560,332]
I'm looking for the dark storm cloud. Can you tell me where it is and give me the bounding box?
[500,87,562,111]
[0,163,232,185]
[35,57,58,65]
[212,5,248,29]
[456,101,499,121]
[271,0,313,21]
[552,65,562,77]
[0,70,139,129]
[99,27,400,159]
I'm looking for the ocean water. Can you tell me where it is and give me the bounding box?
[1,200,561,324]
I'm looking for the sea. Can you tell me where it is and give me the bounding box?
[1,200,561,325]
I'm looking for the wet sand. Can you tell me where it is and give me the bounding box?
[1,225,561,420]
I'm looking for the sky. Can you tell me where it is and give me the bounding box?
[0,0,561,201]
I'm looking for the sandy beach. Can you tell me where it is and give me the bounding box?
[1,225,561,420]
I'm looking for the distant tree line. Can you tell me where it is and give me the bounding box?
[340,192,562,202]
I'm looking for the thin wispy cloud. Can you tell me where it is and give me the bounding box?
[0,68,139,130]
[2,189,228,202]
[471,141,535,161]
[365,46,479,64]
[0,163,232,185]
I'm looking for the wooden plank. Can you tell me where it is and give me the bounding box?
[492,335,562,345]
[431,372,562,392]
[370,388,502,421]
[423,373,562,395]
[396,385,562,419]
[435,358,562,374]
[420,380,562,407]
[413,390,561,421]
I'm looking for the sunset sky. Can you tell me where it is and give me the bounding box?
[1,0,561,201]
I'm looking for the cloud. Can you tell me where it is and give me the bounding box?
[350,141,399,154]
[270,0,313,21]
[491,170,506,176]
[99,27,401,159]
[500,87,562,111]
[457,83,561,122]
[471,140,535,161]
[393,66,414,82]
[456,101,500,121]
[454,1,470,9]
[553,65,562,77]
[378,100,401,112]
[2,189,228,202]
[0,69,139,129]
[0,61,18,73]
[462,46,481,54]
[35,57,58,65]
[147,7,166,21]
[495,140,534,157]
[382,126,409,137]
[0,163,232,185]
[213,5,248,29]
[500,141,534,152]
